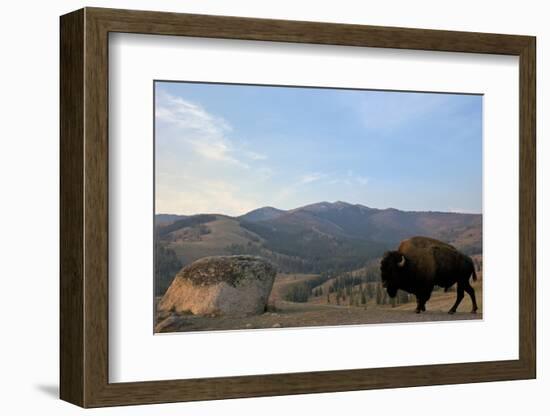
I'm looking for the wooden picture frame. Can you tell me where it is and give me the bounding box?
[60,7,536,408]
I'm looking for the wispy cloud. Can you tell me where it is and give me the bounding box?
[155,83,481,215]
[156,89,249,168]
[156,178,259,216]
[298,172,326,184]
[352,92,470,133]
[327,170,369,187]
[274,170,369,208]
[155,89,276,215]
[156,90,231,133]
[299,171,368,187]
[256,167,274,180]
[243,150,268,161]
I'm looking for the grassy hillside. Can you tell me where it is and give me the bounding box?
[154,201,482,294]
[162,215,262,265]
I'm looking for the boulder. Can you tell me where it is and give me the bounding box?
[157,255,276,317]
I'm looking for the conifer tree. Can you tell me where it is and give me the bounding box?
[367,283,374,299]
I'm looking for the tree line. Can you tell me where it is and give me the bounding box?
[283,270,412,308]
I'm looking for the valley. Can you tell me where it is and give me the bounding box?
[154,201,482,296]
[154,201,483,332]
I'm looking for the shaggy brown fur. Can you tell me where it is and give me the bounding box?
[380,236,478,314]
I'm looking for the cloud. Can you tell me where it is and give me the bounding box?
[156,91,231,134]
[298,172,326,184]
[256,167,274,180]
[156,89,248,168]
[156,177,259,217]
[243,150,268,161]
[353,91,474,133]
[275,170,368,207]
[327,171,369,187]
[273,173,323,204]
[155,89,279,215]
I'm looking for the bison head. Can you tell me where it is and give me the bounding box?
[380,251,407,298]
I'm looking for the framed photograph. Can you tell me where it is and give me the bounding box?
[60,7,536,407]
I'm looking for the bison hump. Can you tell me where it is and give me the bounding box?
[431,245,459,270]
[399,236,457,252]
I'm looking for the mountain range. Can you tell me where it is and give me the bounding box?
[155,201,482,276]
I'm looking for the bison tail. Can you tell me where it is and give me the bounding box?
[471,267,478,282]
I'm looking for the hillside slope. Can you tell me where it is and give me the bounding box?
[155,201,482,275]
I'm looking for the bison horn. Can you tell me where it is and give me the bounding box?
[398,255,406,267]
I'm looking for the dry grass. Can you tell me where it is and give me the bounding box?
[168,216,263,263]
[156,272,483,333]
[269,273,319,303]
[391,278,482,313]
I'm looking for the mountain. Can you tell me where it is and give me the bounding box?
[155,214,187,226]
[238,206,285,222]
[239,201,481,252]
[155,201,482,275]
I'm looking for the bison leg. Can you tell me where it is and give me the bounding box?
[420,290,432,312]
[415,297,427,313]
[415,298,422,313]
[464,283,478,313]
[448,285,464,314]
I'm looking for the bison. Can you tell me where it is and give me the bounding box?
[380,236,478,314]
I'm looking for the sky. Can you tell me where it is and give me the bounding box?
[155,81,482,217]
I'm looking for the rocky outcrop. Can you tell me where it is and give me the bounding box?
[157,255,276,317]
